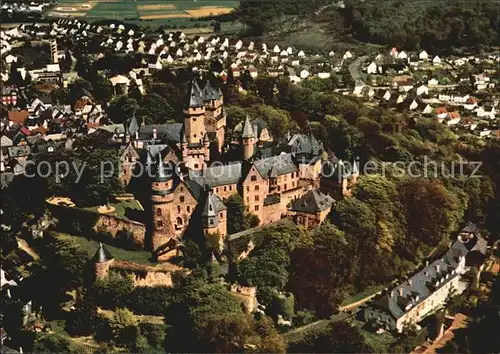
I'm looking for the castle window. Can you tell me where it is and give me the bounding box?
[157,221,163,228]
[255,196,259,202]
[220,212,223,218]
[224,186,227,192]
[193,118,197,122]
[180,186,184,192]
[216,188,219,193]
[194,134,197,138]
[251,175,257,182]
[187,206,191,212]
[180,195,185,203]
[246,186,249,192]
[255,185,259,191]
[177,206,181,213]
[284,184,287,190]
[278,186,281,191]
[156,208,162,216]
[194,164,199,169]
[210,218,214,225]
[176,217,183,225]
[229,185,232,191]
[254,205,259,211]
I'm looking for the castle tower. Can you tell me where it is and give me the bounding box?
[241,115,256,160]
[202,80,225,151]
[93,242,114,280]
[202,188,227,250]
[184,80,206,145]
[151,153,175,251]
[50,39,59,64]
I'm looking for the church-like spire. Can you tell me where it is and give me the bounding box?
[241,115,255,139]
[187,79,204,108]
[93,242,113,263]
[127,111,139,136]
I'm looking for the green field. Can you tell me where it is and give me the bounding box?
[49,0,238,26]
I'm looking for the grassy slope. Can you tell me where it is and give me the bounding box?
[56,233,154,265]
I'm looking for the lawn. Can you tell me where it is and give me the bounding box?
[341,285,385,307]
[83,199,144,221]
[56,233,155,265]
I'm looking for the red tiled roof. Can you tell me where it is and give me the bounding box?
[8,110,29,125]
[436,107,448,114]
[449,112,461,119]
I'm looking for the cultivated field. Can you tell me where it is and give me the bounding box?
[48,0,237,22]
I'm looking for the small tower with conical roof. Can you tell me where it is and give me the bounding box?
[242,115,256,160]
[202,188,228,250]
[151,153,176,251]
[93,242,114,280]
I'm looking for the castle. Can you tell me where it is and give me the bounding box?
[110,80,353,260]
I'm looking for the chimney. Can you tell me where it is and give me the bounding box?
[135,131,139,140]
[398,288,403,296]
[436,264,440,273]
[425,260,429,267]
[153,128,158,140]
[408,279,412,287]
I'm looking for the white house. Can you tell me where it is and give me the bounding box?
[390,47,398,57]
[366,61,378,74]
[343,50,353,60]
[300,69,310,79]
[422,104,433,115]
[432,56,441,65]
[383,90,391,101]
[298,50,305,58]
[273,45,280,53]
[318,72,331,79]
[476,106,496,119]
[419,50,429,60]
[397,51,408,60]
[416,85,429,96]
[5,54,17,64]
[428,78,439,87]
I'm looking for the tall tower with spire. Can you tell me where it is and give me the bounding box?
[184,80,206,145]
[241,115,256,160]
[151,153,176,251]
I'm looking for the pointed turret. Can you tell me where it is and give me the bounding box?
[203,189,217,218]
[127,111,139,136]
[202,80,221,101]
[242,115,256,139]
[93,242,113,263]
[187,79,204,108]
[156,153,166,178]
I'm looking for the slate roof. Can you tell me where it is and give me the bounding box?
[287,133,323,160]
[126,114,139,136]
[253,153,297,178]
[202,80,222,101]
[189,162,242,188]
[241,115,256,139]
[93,243,114,263]
[187,79,204,108]
[368,228,487,320]
[202,190,226,217]
[290,189,334,214]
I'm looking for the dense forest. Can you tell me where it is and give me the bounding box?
[238,0,500,51]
